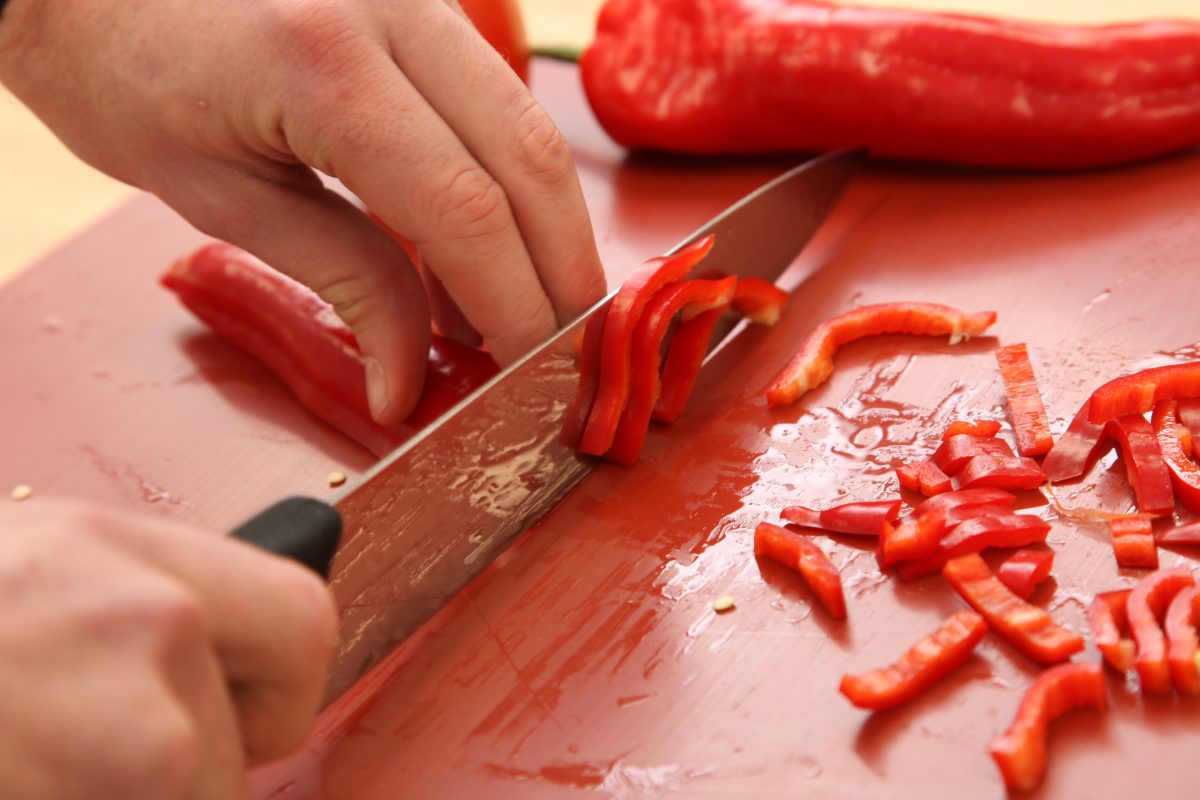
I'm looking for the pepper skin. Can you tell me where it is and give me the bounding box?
[1087,362,1200,423]
[1151,400,1200,515]
[952,455,1046,492]
[996,549,1054,600]
[1157,520,1200,547]
[942,419,1002,439]
[931,434,1015,476]
[1105,415,1176,516]
[781,499,902,536]
[754,522,847,618]
[895,460,952,496]
[1109,517,1159,571]
[1088,590,1135,673]
[1127,566,1195,694]
[1165,585,1200,695]
[994,343,1053,457]
[898,513,1051,581]
[1041,401,1111,484]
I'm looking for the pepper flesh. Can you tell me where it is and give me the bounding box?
[1105,415,1175,515]
[764,302,996,407]
[780,499,902,537]
[995,344,1053,457]
[754,523,847,619]
[1041,401,1111,484]
[1165,585,1200,695]
[650,305,728,423]
[896,460,952,496]
[1127,566,1195,694]
[1087,361,1200,424]
[1151,400,1200,515]
[931,434,1015,476]
[730,277,788,326]
[839,611,987,711]
[942,553,1083,665]
[952,455,1046,491]
[1109,517,1159,570]
[943,419,1002,439]
[561,303,608,449]
[996,549,1055,600]
[988,663,1107,794]
[1157,520,1200,547]
[1088,590,1135,672]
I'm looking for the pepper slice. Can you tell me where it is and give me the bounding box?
[988,662,1107,794]
[931,434,1015,476]
[995,344,1054,457]
[914,487,1018,518]
[898,513,1051,581]
[1087,362,1200,424]
[1105,415,1175,515]
[1127,566,1195,694]
[838,611,987,711]
[942,553,1084,664]
[996,549,1055,600]
[1109,517,1159,570]
[729,277,788,326]
[651,303,729,424]
[1165,585,1200,695]
[580,236,715,455]
[1088,590,1135,672]
[1157,520,1200,546]
[1151,400,1200,515]
[953,455,1046,492]
[764,302,997,407]
[780,499,902,537]
[896,460,952,496]
[943,419,1002,439]
[754,523,847,619]
[561,303,609,449]
[1041,401,1111,484]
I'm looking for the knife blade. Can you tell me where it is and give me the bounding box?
[235,149,863,707]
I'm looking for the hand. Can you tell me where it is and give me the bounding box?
[0,0,607,423]
[0,501,337,799]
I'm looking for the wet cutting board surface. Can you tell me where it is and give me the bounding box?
[5,60,1200,798]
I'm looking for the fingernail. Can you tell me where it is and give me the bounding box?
[365,357,390,421]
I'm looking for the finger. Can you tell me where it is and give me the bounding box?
[163,162,432,425]
[390,1,608,324]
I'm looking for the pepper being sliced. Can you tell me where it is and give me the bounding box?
[1105,415,1175,515]
[996,549,1055,600]
[1165,585,1200,695]
[1087,361,1200,424]
[1088,590,1135,672]
[579,236,715,455]
[561,303,609,449]
[838,611,987,711]
[781,499,902,537]
[754,523,847,618]
[995,344,1054,457]
[1041,401,1111,484]
[931,434,1016,476]
[651,304,729,424]
[1109,517,1159,570]
[1151,400,1200,515]
[764,302,997,407]
[896,460,952,496]
[988,662,1107,794]
[953,455,1046,492]
[942,553,1083,665]
[1127,566,1195,694]
[730,277,788,326]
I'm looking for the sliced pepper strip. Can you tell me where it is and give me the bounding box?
[988,663,1107,794]
[560,302,608,449]
[754,523,847,619]
[1087,361,1200,424]
[839,611,987,711]
[898,514,1051,581]
[995,343,1054,457]
[1041,401,1111,484]
[1105,415,1176,515]
[895,460,952,496]
[651,303,729,423]
[730,277,788,326]
[580,236,715,455]
[996,549,1055,600]
[1177,398,1200,439]
[1157,519,1200,546]
[1109,517,1159,570]
[764,302,997,407]
[605,277,736,464]
[942,553,1084,665]
[914,487,1017,518]
[1165,585,1200,695]
[780,499,902,537]
[1151,400,1200,515]
[943,419,1002,439]
[1127,566,1195,694]
[931,434,1015,476]
[953,455,1046,492]
[1088,590,1135,673]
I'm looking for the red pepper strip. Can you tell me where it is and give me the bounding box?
[605,278,736,464]
[943,419,1002,439]
[1151,401,1200,515]
[1041,401,1111,484]
[754,523,847,619]
[764,303,997,407]
[1110,516,1159,570]
[1087,362,1200,424]
[560,303,609,449]
[878,511,948,568]
[161,243,498,458]
[913,487,1017,518]
[942,554,1084,665]
[1088,590,1135,672]
[730,277,788,326]
[1157,520,1200,546]
[651,304,729,424]
[931,434,1015,476]
[897,513,1051,581]
[988,663,1107,794]
[1128,566,1195,694]
[1105,415,1176,515]
[1177,398,1200,439]
[838,611,987,711]
[579,236,715,455]
[995,344,1054,457]
[953,455,1046,492]
[781,499,902,537]
[895,460,952,496]
[996,549,1055,600]
[1165,585,1200,695]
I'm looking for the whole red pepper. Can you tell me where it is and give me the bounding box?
[582,0,1200,169]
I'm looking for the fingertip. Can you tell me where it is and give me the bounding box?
[359,320,431,426]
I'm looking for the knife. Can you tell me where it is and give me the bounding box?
[231,149,864,707]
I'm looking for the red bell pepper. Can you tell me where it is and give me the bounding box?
[878,511,948,568]
[1105,415,1175,515]
[996,549,1055,600]
[730,277,788,326]
[943,419,1002,439]
[988,662,1107,793]
[1151,400,1200,515]
[838,610,987,711]
[897,512,1050,581]
[584,0,1200,170]
[931,434,1015,476]
[754,522,847,618]
[780,499,902,537]
[650,305,728,424]
[1087,362,1200,424]
[952,455,1046,492]
[579,236,715,455]
[1157,520,1200,547]
[764,302,996,407]
[1109,516,1159,570]
[895,460,952,496]
[1127,566,1195,694]
[605,278,736,464]
[914,487,1017,518]
[161,243,498,458]
[1177,398,1200,441]
[561,303,608,449]
[1165,585,1200,695]
[942,553,1083,664]
[1040,401,1111,484]
[994,344,1053,457]
[1088,590,1135,673]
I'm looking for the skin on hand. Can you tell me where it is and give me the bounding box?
[0,0,607,424]
[0,501,337,800]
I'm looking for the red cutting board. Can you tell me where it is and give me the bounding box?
[5,60,1200,798]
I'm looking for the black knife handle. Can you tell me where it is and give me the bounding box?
[230,497,342,579]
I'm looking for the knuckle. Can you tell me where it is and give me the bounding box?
[272,0,368,78]
[313,273,382,333]
[102,705,198,798]
[432,166,510,240]
[510,101,574,185]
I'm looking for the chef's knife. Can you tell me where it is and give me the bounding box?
[233,149,864,706]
